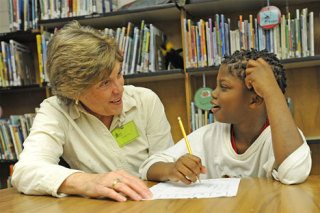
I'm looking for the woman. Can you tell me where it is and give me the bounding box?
[12,21,174,202]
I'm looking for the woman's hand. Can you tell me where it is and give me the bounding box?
[59,170,152,202]
[167,154,207,184]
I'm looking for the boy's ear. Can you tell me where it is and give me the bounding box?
[249,93,264,107]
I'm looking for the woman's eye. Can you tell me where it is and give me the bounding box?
[99,80,110,87]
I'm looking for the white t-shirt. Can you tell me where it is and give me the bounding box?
[139,122,311,184]
[12,85,174,196]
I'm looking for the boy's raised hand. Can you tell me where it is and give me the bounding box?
[168,154,207,184]
[245,58,281,98]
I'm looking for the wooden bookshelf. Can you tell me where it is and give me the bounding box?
[124,69,184,83]
[38,3,181,29]
[0,30,40,42]
[182,0,320,175]
[0,86,47,118]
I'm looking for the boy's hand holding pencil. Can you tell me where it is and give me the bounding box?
[167,153,207,185]
[169,117,207,185]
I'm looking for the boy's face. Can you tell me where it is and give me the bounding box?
[211,64,253,124]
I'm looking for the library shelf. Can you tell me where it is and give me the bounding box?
[38,3,181,30]
[307,138,320,145]
[0,160,17,164]
[0,30,40,42]
[282,55,320,69]
[185,55,320,75]
[185,0,319,16]
[124,69,184,84]
[0,85,47,94]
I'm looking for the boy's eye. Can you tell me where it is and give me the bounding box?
[220,84,227,88]
[220,84,229,90]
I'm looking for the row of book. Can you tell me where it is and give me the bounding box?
[36,32,53,84]
[183,8,315,69]
[0,0,138,33]
[39,0,135,20]
[0,0,39,33]
[35,21,167,81]
[0,114,36,161]
[0,40,36,87]
[190,102,215,132]
[104,21,166,75]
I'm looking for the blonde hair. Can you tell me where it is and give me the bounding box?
[47,21,123,104]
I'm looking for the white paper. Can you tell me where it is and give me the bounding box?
[150,178,240,200]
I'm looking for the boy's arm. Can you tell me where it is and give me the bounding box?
[147,162,176,181]
[246,58,304,168]
[147,154,206,184]
[262,82,304,168]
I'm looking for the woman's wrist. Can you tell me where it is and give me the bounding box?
[58,172,91,195]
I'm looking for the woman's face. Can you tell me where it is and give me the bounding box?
[79,61,124,117]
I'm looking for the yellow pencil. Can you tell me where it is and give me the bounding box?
[178,117,193,154]
[177,117,201,183]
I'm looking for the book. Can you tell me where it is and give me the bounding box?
[308,11,314,56]
[1,41,13,86]
[136,20,145,72]
[301,8,309,57]
[295,9,301,57]
[9,40,36,86]
[130,27,140,74]
[149,24,164,72]
[0,53,8,87]
[36,34,44,83]
[0,0,11,33]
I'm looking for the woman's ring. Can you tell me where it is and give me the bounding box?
[112,178,121,189]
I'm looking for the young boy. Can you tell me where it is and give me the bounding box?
[139,49,311,185]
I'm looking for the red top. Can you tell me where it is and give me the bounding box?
[231,120,270,154]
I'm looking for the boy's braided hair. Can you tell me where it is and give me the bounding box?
[222,49,287,94]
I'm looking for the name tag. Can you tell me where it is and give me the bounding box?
[111,121,140,147]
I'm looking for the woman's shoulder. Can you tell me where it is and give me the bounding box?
[40,96,59,108]
[124,85,159,103]
[124,85,156,96]
[38,96,72,118]
[41,96,66,110]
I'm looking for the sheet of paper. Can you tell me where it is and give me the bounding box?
[150,178,240,200]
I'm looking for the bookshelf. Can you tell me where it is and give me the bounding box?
[0,0,319,188]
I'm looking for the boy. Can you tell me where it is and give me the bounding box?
[139,49,311,185]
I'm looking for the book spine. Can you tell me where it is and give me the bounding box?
[36,34,44,83]
[220,14,225,56]
[295,9,301,57]
[281,15,287,59]
[136,20,145,72]
[301,8,309,57]
[309,12,314,56]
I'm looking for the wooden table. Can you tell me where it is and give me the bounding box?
[1,176,320,213]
